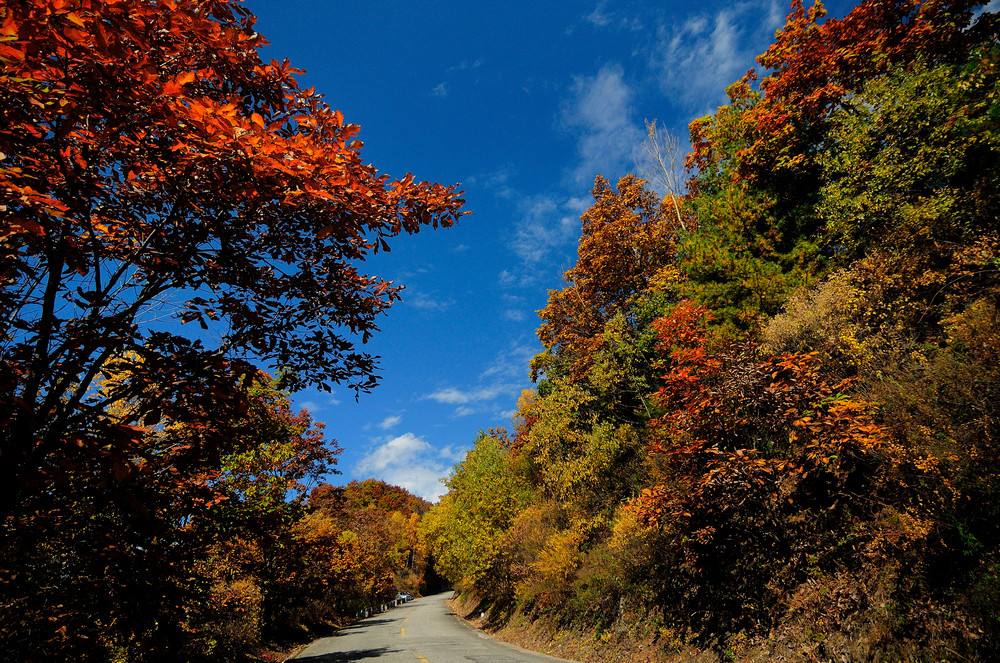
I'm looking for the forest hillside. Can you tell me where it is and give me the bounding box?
[423,1,1000,660]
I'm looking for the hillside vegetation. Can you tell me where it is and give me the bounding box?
[424,1,1000,659]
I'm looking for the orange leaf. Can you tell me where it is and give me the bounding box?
[1,14,17,38]
[0,43,25,61]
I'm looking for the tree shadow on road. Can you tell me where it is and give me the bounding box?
[295,647,398,661]
[332,617,399,632]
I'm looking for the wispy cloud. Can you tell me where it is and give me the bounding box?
[585,2,611,27]
[500,187,595,288]
[404,288,454,311]
[561,63,646,187]
[378,414,402,430]
[502,293,526,305]
[480,340,537,382]
[419,342,534,420]
[425,384,512,405]
[651,0,784,112]
[448,58,484,72]
[467,165,582,287]
[438,444,469,463]
[355,432,456,501]
[472,65,666,293]
[510,194,580,265]
[495,408,517,422]
[465,164,516,199]
[582,1,643,31]
[431,82,448,97]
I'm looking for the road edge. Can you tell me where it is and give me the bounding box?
[442,593,579,663]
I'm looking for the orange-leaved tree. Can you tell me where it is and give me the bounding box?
[535,175,677,382]
[0,0,463,512]
[734,0,994,184]
[0,0,463,658]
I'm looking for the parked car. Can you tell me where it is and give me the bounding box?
[395,592,413,602]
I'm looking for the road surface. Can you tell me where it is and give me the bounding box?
[294,592,570,662]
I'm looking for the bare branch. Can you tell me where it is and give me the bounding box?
[644,119,686,231]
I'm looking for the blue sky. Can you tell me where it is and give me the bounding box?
[245,0,854,500]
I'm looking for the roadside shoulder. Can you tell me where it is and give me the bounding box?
[445,594,578,663]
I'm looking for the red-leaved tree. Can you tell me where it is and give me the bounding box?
[0,0,463,514]
[0,1,463,658]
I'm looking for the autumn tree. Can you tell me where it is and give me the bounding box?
[295,479,432,621]
[422,433,533,602]
[0,0,463,659]
[342,478,431,517]
[0,0,464,516]
[739,0,995,186]
[535,175,677,382]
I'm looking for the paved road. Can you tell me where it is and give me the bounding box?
[294,592,569,662]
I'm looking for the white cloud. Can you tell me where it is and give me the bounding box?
[425,384,512,404]
[432,82,448,97]
[496,408,517,421]
[585,2,611,27]
[448,58,483,72]
[469,166,583,285]
[651,1,784,112]
[502,309,527,322]
[468,164,516,199]
[419,341,535,420]
[464,164,517,201]
[511,195,577,263]
[355,432,453,501]
[480,340,537,381]
[561,63,646,187]
[564,194,591,214]
[357,433,429,474]
[506,193,584,278]
[405,289,454,311]
[438,445,470,463]
[378,414,402,430]
[582,1,644,31]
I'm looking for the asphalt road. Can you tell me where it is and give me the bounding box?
[294,592,569,662]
